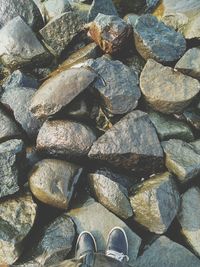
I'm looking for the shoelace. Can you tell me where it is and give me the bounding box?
[106,249,129,262]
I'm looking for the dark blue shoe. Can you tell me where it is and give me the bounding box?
[75,231,97,259]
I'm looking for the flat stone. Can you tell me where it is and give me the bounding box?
[135,236,200,267]
[29,159,82,209]
[0,16,49,70]
[0,139,25,198]
[30,67,96,119]
[134,14,186,64]
[68,197,141,265]
[162,139,200,183]
[0,191,37,265]
[130,172,180,234]
[86,57,141,115]
[175,47,200,79]
[89,110,164,174]
[140,59,200,114]
[43,0,72,22]
[37,120,96,158]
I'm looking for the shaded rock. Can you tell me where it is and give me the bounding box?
[65,96,90,119]
[0,16,49,70]
[26,146,41,169]
[0,139,25,198]
[88,171,133,219]
[0,191,37,265]
[130,172,180,234]
[43,0,72,22]
[134,14,186,64]
[29,159,82,209]
[30,67,96,119]
[182,109,200,131]
[89,110,164,173]
[37,120,96,158]
[92,106,113,132]
[140,59,200,114]
[125,53,145,77]
[87,13,133,54]
[162,139,200,183]
[135,236,200,267]
[71,2,91,23]
[68,197,141,265]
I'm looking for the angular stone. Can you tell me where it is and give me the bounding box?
[162,139,200,183]
[135,236,200,267]
[0,16,49,70]
[134,14,186,63]
[140,59,200,114]
[89,110,163,173]
[37,120,96,158]
[0,191,37,265]
[68,197,141,265]
[130,172,180,234]
[30,67,96,119]
[86,57,141,115]
[43,0,72,22]
[0,139,25,198]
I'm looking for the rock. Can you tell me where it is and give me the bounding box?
[0,0,43,31]
[87,13,133,54]
[0,191,37,265]
[130,172,180,234]
[140,59,200,114]
[89,110,164,173]
[182,109,200,131]
[65,96,90,119]
[175,47,200,79]
[68,197,141,265]
[149,111,194,142]
[126,53,145,77]
[30,67,96,119]
[88,0,118,22]
[29,159,82,209]
[134,14,186,64]
[0,139,25,198]
[37,120,96,158]
[135,236,200,267]
[162,139,200,183]
[177,187,200,257]
[92,106,113,132]
[43,0,72,22]
[191,139,200,154]
[39,11,84,56]
[88,171,133,219]
[1,87,43,139]
[124,13,139,29]
[71,2,91,23]
[0,16,49,70]
[26,146,41,169]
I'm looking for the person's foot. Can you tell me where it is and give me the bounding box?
[105,227,129,263]
[75,231,97,259]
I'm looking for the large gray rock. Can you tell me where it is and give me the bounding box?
[43,0,72,22]
[0,191,37,265]
[0,139,25,198]
[89,110,164,174]
[140,59,200,114]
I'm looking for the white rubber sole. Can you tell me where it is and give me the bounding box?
[106,226,129,252]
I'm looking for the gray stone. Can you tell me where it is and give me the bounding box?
[0,139,25,198]
[43,0,72,22]
[89,110,164,174]
[183,109,200,130]
[125,54,146,77]
[140,59,200,114]
[134,14,186,64]
[130,172,180,234]
[124,13,139,29]
[190,139,200,154]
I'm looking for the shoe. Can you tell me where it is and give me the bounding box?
[75,231,97,259]
[105,227,129,263]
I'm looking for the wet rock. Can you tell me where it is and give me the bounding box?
[130,172,180,234]
[162,139,200,183]
[134,14,186,64]
[89,110,164,173]
[0,139,25,198]
[87,13,133,54]
[0,16,49,70]
[68,197,141,265]
[1,87,43,139]
[43,0,72,22]
[30,67,96,119]
[149,111,194,142]
[140,59,200,114]
[135,236,200,267]
[29,159,82,209]
[88,171,133,219]
[175,47,200,80]
[0,191,37,265]
[39,11,84,56]
[37,120,96,158]
[177,187,200,257]
[86,57,141,115]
